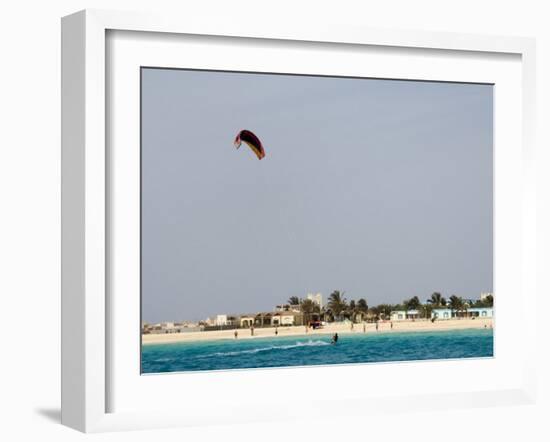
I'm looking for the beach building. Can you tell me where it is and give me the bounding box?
[240,316,254,328]
[240,310,303,327]
[270,312,292,326]
[142,323,152,334]
[431,308,453,320]
[172,323,201,333]
[390,310,420,321]
[306,293,323,309]
[254,312,274,327]
[431,307,493,319]
[467,307,493,318]
[145,322,181,334]
[390,311,406,321]
[148,325,164,334]
[215,315,228,326]
[233,311,305,328]
[280,312,296,326]
[271,313,281,326]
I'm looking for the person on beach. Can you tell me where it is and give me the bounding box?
[351,322,354,331]
[390,321,393,330]
[375,321,379,332]
[275,327,278,336]
[363,323,366,333]
[234,330,238,339]
[250,325,254,336]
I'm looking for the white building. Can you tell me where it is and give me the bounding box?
[280,313,295,326]
[431,307,493,319]
[215,314,228,326]
[467,307,494,318]
[240,316,254,328]
[390,310,419,321]
[306,293,323,309]
[390,311,406,321]
[147,322,180,334]
[430,308,452,320]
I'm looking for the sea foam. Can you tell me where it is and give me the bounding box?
[203,339,330,358]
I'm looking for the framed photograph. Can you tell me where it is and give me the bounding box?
[61,9,537,432]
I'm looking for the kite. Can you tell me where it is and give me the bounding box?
[234,129,265,160]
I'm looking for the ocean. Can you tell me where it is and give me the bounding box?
[141,328,493,374]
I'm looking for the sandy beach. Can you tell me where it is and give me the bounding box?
[142,318,493,345]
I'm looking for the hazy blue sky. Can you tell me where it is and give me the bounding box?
[141,68,493,323]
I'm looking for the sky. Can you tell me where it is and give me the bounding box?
[141,68,493,323]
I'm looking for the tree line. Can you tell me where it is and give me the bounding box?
[287,291,493,323]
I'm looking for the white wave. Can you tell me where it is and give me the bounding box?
[153,358,173,362]
[203,339,330,358]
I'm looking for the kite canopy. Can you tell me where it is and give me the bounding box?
[234,129,265,160]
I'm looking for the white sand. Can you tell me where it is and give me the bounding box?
[142,317,493,345]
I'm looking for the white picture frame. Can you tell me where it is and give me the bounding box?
[61,9,537,433]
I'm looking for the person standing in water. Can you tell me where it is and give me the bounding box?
[331,333,339,344]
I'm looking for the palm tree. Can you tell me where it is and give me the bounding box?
[427,292,445,307]
[405,296,421,311]
[347,300,356,321]
[418,303,431,319]
[483,295,494,307]
[300,299,318,325]
[357,298,369,319]
[287,296,300,306]
[376,303,392,319]
[323,308,334,323]
[327,290,347,321]
[449,295,465,318]
[349,299,366,323]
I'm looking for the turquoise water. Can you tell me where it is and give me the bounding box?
[141,328,493,374]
